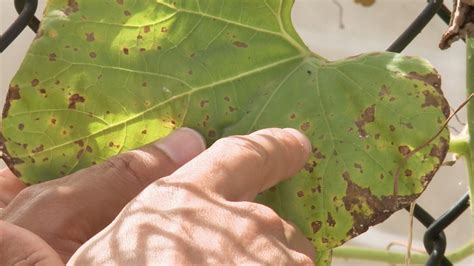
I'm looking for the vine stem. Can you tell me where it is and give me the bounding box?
[332,240,474,264]
[467,37,474,225]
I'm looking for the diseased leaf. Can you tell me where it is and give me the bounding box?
[1,0,449,255]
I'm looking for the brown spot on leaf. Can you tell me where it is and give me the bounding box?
[327,212,336,227]
[355,105,375,138]
[300,122,310,131]
[311,221,322,233]
[123,48,129,55]
[18,124,24,130]
[49,53,57,61]
[311,186,321,193]
[312,148,326,159]
[161,27,168,33]
[74,140,84,147]
[89,52,97,59]
[404,169,413,176]
[421,90,440,109]
[31,79,39,87]
[3,84,21,118]
[32,144,44,153]
[354,163,363,173]
[68,93,85,109]
[144,26,150,33]
[85,32,95,42]
[65,0,79,15]
[401,122,414,129]
[141,130,147,134]
[304,161,316,173]
[429,137,448,161]
[406,72,442,93]
[398,145,411,156]
[233,41,248,48]
[199,100,209,108]
[342,171,351,180]
[342,170,418,237]
[389,125,396,132]
[124,10,131,16]
[224,96,230,102]
[378,85,390,99]
[50,118,57,125]
[116,0,123,4]
[297,191,304,197]
[86,146,93,153]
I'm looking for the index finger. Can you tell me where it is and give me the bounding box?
[170,128,312,201]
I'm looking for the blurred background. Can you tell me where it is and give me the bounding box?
[1,0,472,265]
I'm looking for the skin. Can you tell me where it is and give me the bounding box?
[0,128,315,265]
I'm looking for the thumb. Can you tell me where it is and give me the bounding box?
[62,127,206,228]
[93,127,206,192]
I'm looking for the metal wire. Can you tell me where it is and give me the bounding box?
[14,0,40,33]
[0,0,37,52]
[0,1,472,266]
[424,193,470,265]
[411,204,451,266]
[387,0,444,53]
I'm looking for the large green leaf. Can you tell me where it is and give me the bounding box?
[1,0,449,255]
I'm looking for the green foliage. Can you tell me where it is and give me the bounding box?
[1,0,449,260]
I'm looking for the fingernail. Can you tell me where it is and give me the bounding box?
[155,128,207,165]
[283,128,312,154]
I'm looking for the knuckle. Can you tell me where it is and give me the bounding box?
[13,185,41,202]
[214,136,270,167]
[240,202,283,230]
[104,150,153,186]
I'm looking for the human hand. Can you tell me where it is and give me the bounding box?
[69,128,315,265]
[0,168,25,208]
[0,128,206,264]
